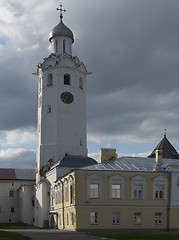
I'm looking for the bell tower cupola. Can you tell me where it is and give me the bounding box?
[49,4,74,55]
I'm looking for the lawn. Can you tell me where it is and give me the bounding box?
[85,231,179,240]
[0,231,30,240]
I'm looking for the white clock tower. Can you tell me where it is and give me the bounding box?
[36,5,88,181]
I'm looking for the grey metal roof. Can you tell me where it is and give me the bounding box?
[81,157,179,172]
[49,20,74,43]
[54,155,98,169]
[148,134,179,159]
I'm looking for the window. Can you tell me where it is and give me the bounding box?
[80,138,83,146]
[48,105,52,113]
[89,184,99,199]
[90,212,98,224]
[67,213,69,225]
[79,77,83,89]
[155,212,162,224]
[11,207,14,213]
[109,175,124,199]
[87,174,103,199]
[47,74,53,86]
[155,185,164,200]
[112,212,120,224]
[59,214,61,225]
[70,184,74,205]
[134,212,142,224]
[71,212,74,225]
[133,184,143,199]
[131,175,146,200]
[153,176,168,200]
[55,39,58,53]
[63,40,66,53]
[57,185,62,204]
[64,74,71,85]
[111,184,121,199]
[9,190,14,197]
[65,180,69,202]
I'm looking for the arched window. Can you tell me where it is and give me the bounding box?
[64,74,71,85]
[69,176,74,205]
[47,74,53,86]
[79,77,83,89]
[64,179,69,202]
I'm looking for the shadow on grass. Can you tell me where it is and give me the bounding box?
[0,231,31,239]
[0,223,38,229]
[85,231,179,240]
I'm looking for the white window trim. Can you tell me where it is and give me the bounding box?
[153,182,167,200]
[134,212,142,225]
[87,175,103,200]
[109,175,124,199]
[131,182,146,200]
[112,212,120,225]
[155,212,163,224]
[90,212,98,225]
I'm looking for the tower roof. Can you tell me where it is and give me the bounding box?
[148,134,179,159]
[49,20,74,43]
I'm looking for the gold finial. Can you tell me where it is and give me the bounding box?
[164,129,167,137]
[56,3,66,20]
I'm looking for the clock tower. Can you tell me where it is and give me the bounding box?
[36,5,88,181]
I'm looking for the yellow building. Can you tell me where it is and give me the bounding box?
[49,145,179,231]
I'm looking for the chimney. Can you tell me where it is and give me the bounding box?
[100,148,118,163]
[155,150,163,163]
[153,150,163,171]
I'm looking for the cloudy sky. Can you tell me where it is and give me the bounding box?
[0,0,179,168]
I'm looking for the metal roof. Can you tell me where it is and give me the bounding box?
[148,134,179,159]
[81,157,179,172]
[53,155,98,169]
[49,20,74,43]
[0,169,35,180]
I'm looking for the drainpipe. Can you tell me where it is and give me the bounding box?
[167,172,172,231]
[61,181,65,229]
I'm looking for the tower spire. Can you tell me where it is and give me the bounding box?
[56,3,66,20]
[164,129,167,137]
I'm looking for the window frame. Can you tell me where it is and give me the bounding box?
[87,174,103,200]
[89,183,99,199]
[109,175,124,200]
[155,212,163,225]
[153,176,168,201]
[79,77,83,90]
[47,73,53,86]
[64,179,69,202]
[134,212,142,225]
[131,175,146,200]
[64,74,71,85]
[90,212,98,225]
[112,212,120,225]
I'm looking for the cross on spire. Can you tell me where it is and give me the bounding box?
[56,3,66,20]
[164,129,167,137]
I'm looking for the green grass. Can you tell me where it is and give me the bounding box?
[0,231,30,240]
[85,231,179,240]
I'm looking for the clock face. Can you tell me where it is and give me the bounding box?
[60,92,74,104]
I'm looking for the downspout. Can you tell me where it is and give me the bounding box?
[61,181,65,229]
[167,171,172,231]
